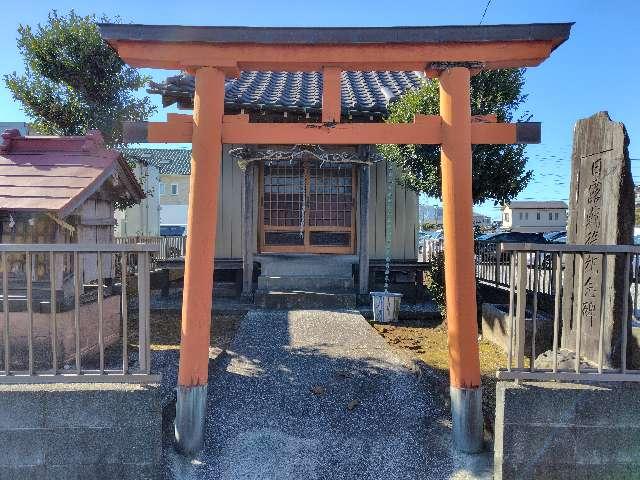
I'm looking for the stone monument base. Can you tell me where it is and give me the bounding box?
[0,382,162,479]
[494,380,640,479]
[481,303,553,355]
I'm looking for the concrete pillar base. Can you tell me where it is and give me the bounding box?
[450,385,484,453]
[175,384,208,456]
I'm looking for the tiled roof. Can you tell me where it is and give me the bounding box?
[123,148,191,175]
[148,71,425,117]
[0,130,144,216]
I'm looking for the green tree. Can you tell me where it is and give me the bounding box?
[421,221,440,232]
[380,69,532,205]
[4,10,155,147]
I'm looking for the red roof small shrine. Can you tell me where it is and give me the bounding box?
[0,129,143,216]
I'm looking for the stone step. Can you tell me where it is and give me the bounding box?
[256,254,357,277]
[257,275,354,292]
[254,291,357,310]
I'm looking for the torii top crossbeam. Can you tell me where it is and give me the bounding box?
[99,22,571,455]
[99,23,571,72]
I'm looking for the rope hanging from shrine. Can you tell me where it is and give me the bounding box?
[384,159,395,291]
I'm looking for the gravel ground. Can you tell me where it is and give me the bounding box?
[163,309,492,480]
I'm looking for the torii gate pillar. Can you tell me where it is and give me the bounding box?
[174,66,225,455]
[439,67,483,452]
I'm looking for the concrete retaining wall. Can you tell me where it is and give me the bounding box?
[481,303,553,357]
[494,381,640,479]
[0,383,161,479]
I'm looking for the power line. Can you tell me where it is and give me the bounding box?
[479,0,493,25]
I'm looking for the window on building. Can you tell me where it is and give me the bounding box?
[555,212,559,220]
[159,182,166,195]
[519,212,523,220]
[504,213,510,222]
[525,212,529,220]
[536,212,541,220]
[170,184,178,195]
[549,212,553,221]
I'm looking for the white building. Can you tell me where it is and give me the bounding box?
[502,201,567,233]
[121,148,191,234]
[419,204,444,226]
[114,160,161,236]
[473,213,492,228]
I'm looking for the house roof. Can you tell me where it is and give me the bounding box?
[123,148,191,175]
[0,122,30,136]
[0,130,144,217]
[148,70,426,117]
[505,201,568,209]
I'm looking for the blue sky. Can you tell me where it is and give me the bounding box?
[1,1,639,219]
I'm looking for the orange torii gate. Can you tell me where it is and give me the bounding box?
[99,23,571,455]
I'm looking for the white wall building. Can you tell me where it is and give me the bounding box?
[159,204,188,227]
[114,161,161,236]
[418,204,444,226]
[473,213,492,228]
[502,201,568,233]
[122,148,191,234]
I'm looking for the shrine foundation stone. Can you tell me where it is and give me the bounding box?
[494,381,640,480]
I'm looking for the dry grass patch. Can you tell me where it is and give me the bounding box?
[372,319,507,432]
[125,310,243,351]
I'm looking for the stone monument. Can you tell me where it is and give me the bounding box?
[560,111,634,367]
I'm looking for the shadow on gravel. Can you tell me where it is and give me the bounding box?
[162,309,493,480]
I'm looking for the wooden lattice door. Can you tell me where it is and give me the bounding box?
[260,160,355,254]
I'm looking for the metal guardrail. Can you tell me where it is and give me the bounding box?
[0,243,159,384]
[421,239,555,295]
[475,241,556,295]
[496,243,640,383]
[116,236,186,266]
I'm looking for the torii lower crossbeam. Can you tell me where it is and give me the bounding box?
[125,113,540,146]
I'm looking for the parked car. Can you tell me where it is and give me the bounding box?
[543,231,567,242]
[424,230,444,240]
[475,231,548,264]
[160,225,186,237]
[476,231,548,244]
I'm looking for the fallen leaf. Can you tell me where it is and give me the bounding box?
[310,385,326,396]
[347,399,360,411]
